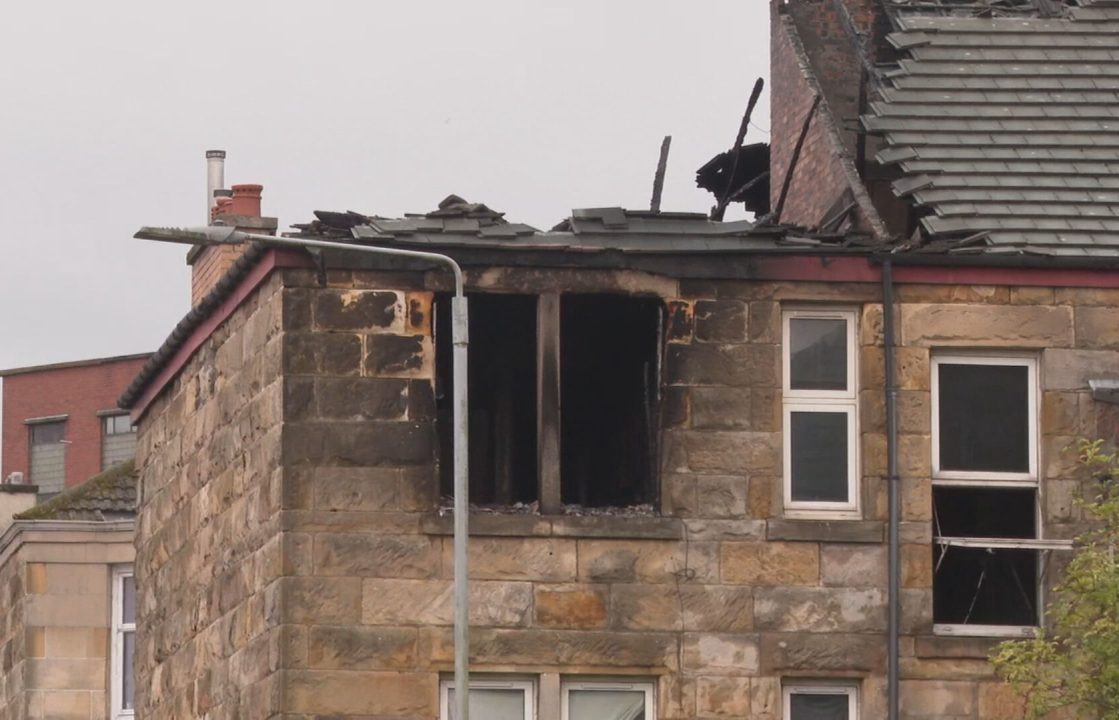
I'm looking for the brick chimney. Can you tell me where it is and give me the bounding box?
[769,0,905,234]
[189,154,278,306]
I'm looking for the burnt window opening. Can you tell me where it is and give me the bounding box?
[933,487,1040,628]
[560,295,662,508]
[436,293,538,506]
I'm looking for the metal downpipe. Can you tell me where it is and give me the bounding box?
[883,259,901,720]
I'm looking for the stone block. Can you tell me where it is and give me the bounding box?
[665,474,698,517]
[901,304,1073,348]
[977,682,1027,719]
[759,632,885,672]
[312,466,400,511]
[25,658,104,690]
[766,519,884,544]
[1042,348,1119,390]
[1010,286,1055,305]
[307,626,417,670]
[1076,306,1119,349]
[282,421,434,467]
[696,476,748,518]
[747,476,776,519]
[694,299,747,342]
[314,533,438,578]
[821,544,886,587]
[427,628,676,668]
[679,585,754,632]
[754,587,886,632]
[690,388,752,430]
[282,577,361,624]
[361,578,532,627]
[446,537,576,582]
[284,332,362,376]
[666,300,695,343]
[609,584,681,631]
[898,390,931,435]
[696,675,751,716]
[363,334,432,378]
[314,377,408,420]
[749,301,781,343]
[682,519,766,541]
[667,344,752,386]
[681,431,779,475]
[897,346,931,391]
[899,680,975,717]
[578,540,684,584]
[312,290,403,331]
[902,543,933,589]
[285,670,435,716]
[1042,391,1087,438]
[722,541,819,586]
[42,691,91,719]
[750,677,780,720]
[682,633,759,674]
[533,584,608,629]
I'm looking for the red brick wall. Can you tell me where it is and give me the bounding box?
[191,244,243,306]
[1,356,150,488]
[769,4,858,229]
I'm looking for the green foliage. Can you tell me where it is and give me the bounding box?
[992,439,1119,719]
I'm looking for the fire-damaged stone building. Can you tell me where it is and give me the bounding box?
[117,1,1119,719]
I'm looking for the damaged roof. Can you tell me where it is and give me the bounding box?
[866,1,1119,255]
[290,195,856,254]
[16,460,137,522]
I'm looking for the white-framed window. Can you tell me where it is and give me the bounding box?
[931,354,1038,484]
[440,677,535,720]
[783,682,858,720]
[561,679,655,720]
[782,308,859,517]
[930,353,1059,637]
[111,566,136,718]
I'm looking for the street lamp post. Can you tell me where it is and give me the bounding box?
[134,225,473,720]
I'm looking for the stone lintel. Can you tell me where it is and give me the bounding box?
[420,513,683,540]
[766,519,884,544]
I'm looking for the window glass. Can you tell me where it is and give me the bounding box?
[568,689,647,720]
[790,411,849,502]
[30,422,65,445]
[122,576,136,624]
[447,688,526,720]
[790,692,850,720]
[938,363,1029,473]
[104,415,135,435]
[122,631,135,710]
[789,318,847,391]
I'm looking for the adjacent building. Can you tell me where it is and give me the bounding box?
[119,1,1119,718]
[0,354,150,498]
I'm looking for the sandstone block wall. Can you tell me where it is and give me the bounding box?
[0,528,133,720]
[133,273,285,720]
[134,262,1118,719]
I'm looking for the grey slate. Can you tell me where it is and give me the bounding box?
[866,2,1119,254]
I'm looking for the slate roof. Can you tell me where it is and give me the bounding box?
[15,461,137,522]
[290,195,856,254]
[866,1,1119,255]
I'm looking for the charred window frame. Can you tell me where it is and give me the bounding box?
[435,292,664,512]
[931,354,1046,637]
[781,308,860,518]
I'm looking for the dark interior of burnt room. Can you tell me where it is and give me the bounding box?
[932,486,1039,627]
[560,294,662,509]
[436,293,539,505]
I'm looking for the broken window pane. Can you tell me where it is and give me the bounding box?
[436,294,538,505]
[789,411,849,503]
[938,363,1030,473]
[789,318,847,391]
[561,295,661,508]
[790,692,850,720]
[933,486,1039,627]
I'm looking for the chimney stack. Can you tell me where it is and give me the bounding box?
[206,150,226,223]
[190,151,278,306]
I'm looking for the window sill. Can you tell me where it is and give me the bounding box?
[933,624,1038,639]
[420,512,683,540]
[766,518,883,543]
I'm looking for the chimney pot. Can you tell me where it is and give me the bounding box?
[228,184,263,217]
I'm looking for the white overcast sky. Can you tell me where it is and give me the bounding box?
[0,0,769,371]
